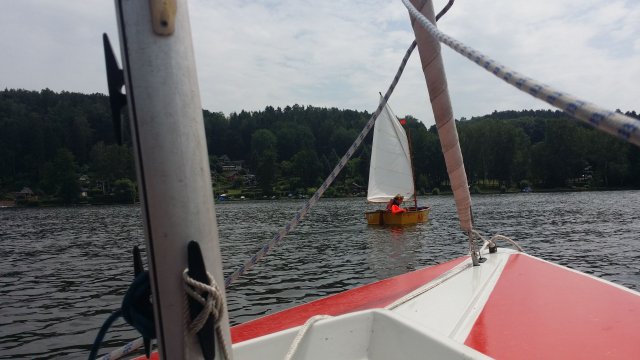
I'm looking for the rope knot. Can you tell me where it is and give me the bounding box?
[182,269,224,335]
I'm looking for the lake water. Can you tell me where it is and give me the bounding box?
[1,191,639,359]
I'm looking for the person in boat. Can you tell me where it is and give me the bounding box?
[386,194,407,214]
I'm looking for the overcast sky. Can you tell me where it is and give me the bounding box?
[1,0,638,126]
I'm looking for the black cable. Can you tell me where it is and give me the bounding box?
[88,309,123,360]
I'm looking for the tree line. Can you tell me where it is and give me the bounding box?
[458,110,640,190]
[0,89,638,204]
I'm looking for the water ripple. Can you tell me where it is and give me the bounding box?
[0,191,639,358]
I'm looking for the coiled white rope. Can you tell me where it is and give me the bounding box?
[402,0,640,147]
[182,270,224,333]
[182,269,230,360]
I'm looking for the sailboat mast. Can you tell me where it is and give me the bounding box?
[406,126,418,209]
[407,0,478,263]
[113,0,231,358]
[408,0,472,229]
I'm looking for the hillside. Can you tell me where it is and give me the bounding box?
[1,89,638,204]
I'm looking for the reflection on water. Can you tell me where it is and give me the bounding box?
[1,191,639,359]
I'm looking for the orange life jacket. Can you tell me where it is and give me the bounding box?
[386,199,406,213]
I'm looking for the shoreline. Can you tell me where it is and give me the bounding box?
[3,187,639,207]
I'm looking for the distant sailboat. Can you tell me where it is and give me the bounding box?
[365,98,430,225]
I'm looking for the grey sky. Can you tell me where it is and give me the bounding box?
[1,0,638,126]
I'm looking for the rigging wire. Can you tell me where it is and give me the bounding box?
[223,45,413,287]
[402,0,640,148]
[223,0,457,289]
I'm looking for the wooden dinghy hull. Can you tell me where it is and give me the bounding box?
[365,208,429,225]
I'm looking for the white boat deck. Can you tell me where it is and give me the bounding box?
[233,249,512,359]
[235,308,492,360]
[391,250,509,342]
[228,247,640,359]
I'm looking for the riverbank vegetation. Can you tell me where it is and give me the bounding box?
[1,89,638,205]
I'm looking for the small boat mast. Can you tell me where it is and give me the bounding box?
[112,0,231,358]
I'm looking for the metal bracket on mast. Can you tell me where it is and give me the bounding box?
[102,33,126,145]
[468,207,484,266]
[468,231,481,266]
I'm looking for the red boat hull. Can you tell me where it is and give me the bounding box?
[138,252,640,359]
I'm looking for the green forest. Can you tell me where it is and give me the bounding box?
[1,88,638,205]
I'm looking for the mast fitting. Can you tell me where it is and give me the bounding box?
[149,0,177,35]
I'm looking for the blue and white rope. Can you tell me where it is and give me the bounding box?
[97,337,144,360]
[402,0,640,147]
[224,41,417,287]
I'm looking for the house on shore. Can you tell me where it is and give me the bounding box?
[14,187,37,202]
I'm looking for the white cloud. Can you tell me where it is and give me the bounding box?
[0,0,117,93]
[190,0,418,116]
[0,0,637,127]
[438,0,639,120]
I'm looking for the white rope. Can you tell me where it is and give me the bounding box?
[402,0,640,147]
[183,270,223,333]
[472,229,492,253]
[97,337,145,360]
[104,271,233,360]
[491,234,523,252]
[284,315,333,360]
[472,229,524,253]
[182,269,230,360]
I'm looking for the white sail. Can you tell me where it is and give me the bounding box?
[367,100,415,203]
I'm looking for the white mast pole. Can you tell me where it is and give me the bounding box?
[407,0,478,263]
[113,0,231,358]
